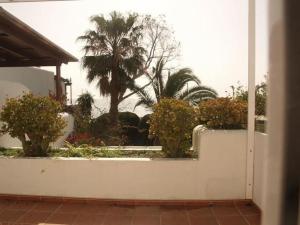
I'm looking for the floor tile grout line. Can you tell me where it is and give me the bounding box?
[10,200,37,224]
[100,212,106,225]
[186,209,193,225]
[210,205,222,225]
[159,210,162,225]
[44,201,64,223]
[129,210,134,225]
[184,207,192,225]
[234,202,252,225]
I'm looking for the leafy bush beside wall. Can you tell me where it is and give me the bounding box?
[118,112,140,127]
[149,98,197,157]
[198,97,247,129]
[0,93,66,157]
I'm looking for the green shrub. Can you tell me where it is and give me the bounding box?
[121,126,142,145]
[198,97,247,129]
[72,92,94,134]
[90,112,155,146]
[139,114,151,130]
[90,113,124,145]
[138,114,155,145]
[119,112,144,145]
[118,112,140,127]
[0,93,66,157]
[149,99,197,157]
[73,106,92,134]
[90,113,111,137]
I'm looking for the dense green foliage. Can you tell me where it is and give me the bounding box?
[76,92,94,117]
[198,98,247,129]
[118,112,140,127]
[89,112,152,146]
[0,94,66,156]
[139,114,151,130]
[231,80,267,116]
[149,99,197,157]
[90,113,111,137]
[90,113,124,145]
[0,147,22,157]
[73,108,91,134]
[73,92,94,133]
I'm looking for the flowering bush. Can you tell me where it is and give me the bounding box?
[66,132,105,146]
[66,132,91,144]
[198,98,247,129]
[0,93,66,156]
[149,99,197,157]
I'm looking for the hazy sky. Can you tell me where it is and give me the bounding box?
[0,0,268,114]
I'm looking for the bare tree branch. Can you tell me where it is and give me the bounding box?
[118,14,181,104]
[118,77,154,102]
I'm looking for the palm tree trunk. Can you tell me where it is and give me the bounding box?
[109,89,119,125]
[109,65,119,125]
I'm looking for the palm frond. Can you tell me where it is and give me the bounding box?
[96,76,110,96]
[179,85,218,105]
[82,55,112,83]
[179,85,217,99]
[122,54,144,76]
[90,15,108,34]
[127,82,155,109]
[163,68,200,97]
[134,96,155,110]
[184,92,217,105]
[134,90,155,109]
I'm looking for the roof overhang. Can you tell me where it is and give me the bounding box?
[0,7,78,67]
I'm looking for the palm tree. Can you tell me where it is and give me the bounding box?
[134,60,217,109]
[78,12,145,125]
[76,92,94,117]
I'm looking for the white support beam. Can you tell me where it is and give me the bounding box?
[246,0,256,199]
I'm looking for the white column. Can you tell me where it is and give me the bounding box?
[262,0,286,224]
[246,0,256,199]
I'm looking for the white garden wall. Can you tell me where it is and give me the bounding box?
[0,67,56,96]
[0,130,247,200]
[253,132,268,209]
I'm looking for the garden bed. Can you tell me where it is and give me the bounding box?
[0,146,197,159]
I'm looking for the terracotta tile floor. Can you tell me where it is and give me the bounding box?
[0,200,261,225]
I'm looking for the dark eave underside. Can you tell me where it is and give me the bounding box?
[0,7,78,67]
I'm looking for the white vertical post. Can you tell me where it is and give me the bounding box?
[262,0,289,224]
[246,0,256,199]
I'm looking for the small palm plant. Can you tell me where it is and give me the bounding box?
[76,92,94,117]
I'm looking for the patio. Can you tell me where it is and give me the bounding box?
[0,199,260,225]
